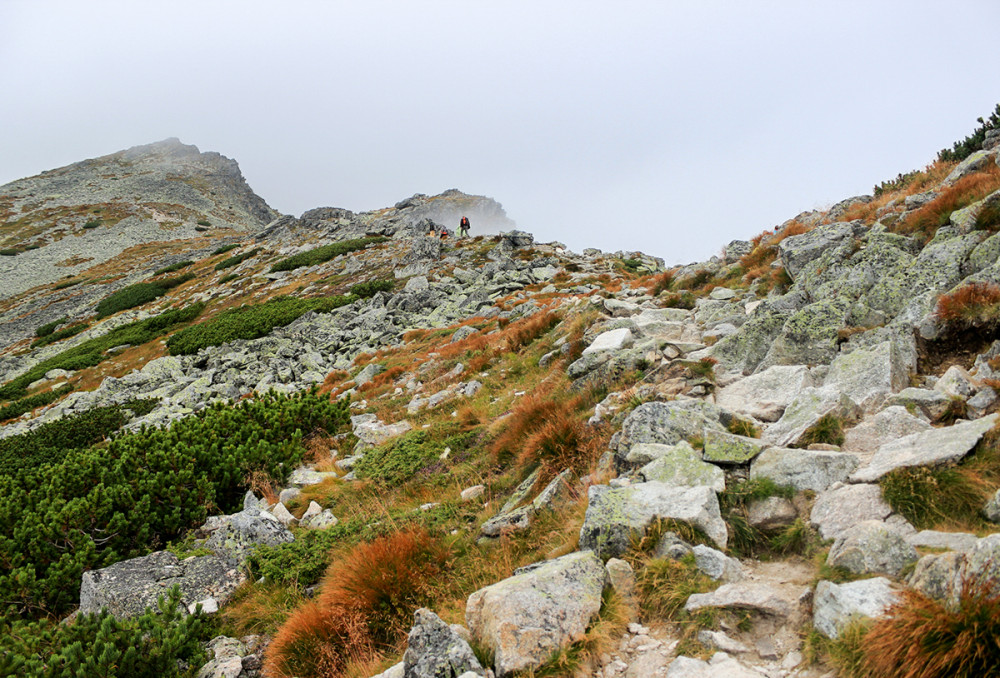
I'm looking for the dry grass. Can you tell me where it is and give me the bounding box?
[264,528,449,678]
[934,281,1000,328]
[895,164,1000,241]
[854,577,1000,678]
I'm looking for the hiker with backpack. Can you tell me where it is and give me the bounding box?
[458,216,470,238]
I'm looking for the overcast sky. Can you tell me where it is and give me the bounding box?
[1,1,998,264]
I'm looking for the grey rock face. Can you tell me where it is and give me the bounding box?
[984,489,1000,523]
[778,221,859,280]
[202,508,295,564]
[884,388,954,421]
[465,551,606,677]
[685,580,809,619]
[850,413,998,482]
[910,533,1000,606]
[822,341,909,412]
[842,406,932,456]
[813,578,898,639]
[746,496,797,531]
[762,387,860,449]
[827,520,918,576]
[579,482,727,557]
[810,483,892,540]
[636,440,725,492]
[615,400,732,469]
[691,544,744,582]
[79,550,244,619]
[750,447,859,493]
[403,608,485,678]
[715,365,815,422]
[702,429,767,464]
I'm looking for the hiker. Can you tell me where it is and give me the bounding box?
[439,226,450,240]
[458,215,471,238]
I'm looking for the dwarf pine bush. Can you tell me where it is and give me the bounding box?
[269,237,387,273]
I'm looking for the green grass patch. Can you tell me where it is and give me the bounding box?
[0,303,205,401]
[54,278,83,290]
[637,553,718,618]
[0,249,19,256]
[34,317,67,338]
[197,219,211,227]
[31,321,91,348]
[350,279,395,298]
[792,413,845,448]
[212,243,239,256]
[269,236,387,273]
[218,273,238,284]
[82,220,101,229]
[718,478,796,557]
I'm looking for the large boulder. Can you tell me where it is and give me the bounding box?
[827,520,918,576]
[715,365,815,422]
[465,551,606,677]
[702,429,768,464]
[909,533,1000,606]
[842,406,932,456]
[850,414,998,482]
[637,441,726,492]
[778,221,858,280]
[823,341,909,412]
[813,578,899,639]
[750,447,859,493]
[615,400,732,469]
[79,551,244,619]
[756,299,850,370]
[762,387,861,448]
[810,483,893,540]
[202,507,295,564]
[403,608,485,678]
[684,581,809,620]
[579,482,727,556]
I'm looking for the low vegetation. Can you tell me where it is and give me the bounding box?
[166,295,354,356]
[0,383,74,424]
[34,317,67,338]
[153,260,194,275]
[938,103,1000,163]
[0,303,205,401]
[95,273,196,318]
[269,237,388,273]
[30,321,90,348]
[214,247,261,271]
[893,164,1000,242]
[935,281,1000,330]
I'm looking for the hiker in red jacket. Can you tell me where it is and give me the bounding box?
[458,216,470,238]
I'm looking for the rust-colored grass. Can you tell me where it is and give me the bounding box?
[503,310,560,353]
[934,281,1000,328]
[264,528,449,678]
[896,164,1000,241]
[855,577,1000,678]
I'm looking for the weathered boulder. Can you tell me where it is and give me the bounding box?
[842,406,932,456]
[354,416,413,447]
[637,441,725,492]
[615,400,732,469]
[465,551,606,677]
[906,530,980,552]
[909,533,1000,606]
[79,551,244,619]
[750,447,859,493]
[823,341,909,412]
[757,299,850,370]
[985,489,1000,523]
[582,328,634,355]
[715,365,814,422]
[579,482,728,556]
[202,508,295,564]
[691,544,744,582]
[827,520,918,576]
[746,496,797,531]
[702,429,767,464]
[885,387,954,422]
[850,414,998,482]
[762,387,860,449]
[813,578,898,639]
[403,608,485,678]
[810,483,892,540]
[934,365,977,399]
[605,558,639,622]
[778,221,857,280]
[685,581,809,619]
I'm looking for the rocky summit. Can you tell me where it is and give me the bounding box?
[2,125,1000,678]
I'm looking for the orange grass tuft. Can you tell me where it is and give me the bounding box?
[934,281,1000,328]
[857,576,1000,678]
[896,164,1000,241]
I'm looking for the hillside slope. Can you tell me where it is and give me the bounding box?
[1,132,1000,678]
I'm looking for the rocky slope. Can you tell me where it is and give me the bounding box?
[2,134,1000,678]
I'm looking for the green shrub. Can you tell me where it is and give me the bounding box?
[247,519,366,587]
[54,278,83,290]
[82,220,101,229]
[0,303,205,401]
[35,317,68,338]
[214,247,261,271]
[218,273,238,284]
[0,249,19,256]
[938,103,1000,163]
[270,237,388,273]
[349,279,394,298]
[0,586,207,678]
[167,295,353,356]
[31,321,90,348]
[354,431,439,485]
[212,244,239,256]
[662,291,696,309]
[153,260,194,276]
[25,244,39,250]
[0,384,74,424]
[0,398,155,475]
[874,170,922,197]
[95,274,195,318]
[0,389,350,616]
[197,219,211,227]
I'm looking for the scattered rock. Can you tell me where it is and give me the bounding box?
[750,447,859,493]
[810,483,892,540]
[813,578,898,639]
[827,520,918,576]
[701,428,768,464]
[715,365,815,422]
[636,440,726,492]
[685,581,809,619]
[403,608,485,678]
